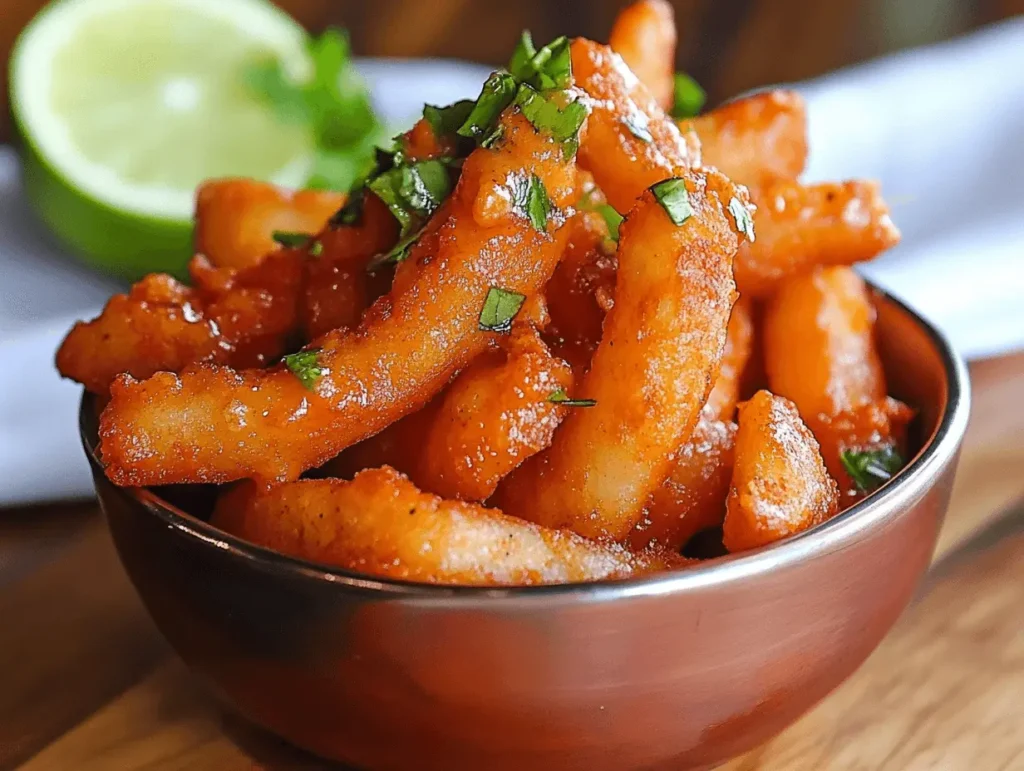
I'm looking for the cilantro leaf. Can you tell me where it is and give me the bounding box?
[368,159,453,234]
[272,231,314,248]
[423,100,476,140]
[671,72,706,119]
[548,389,597,407]
[509,173,552,231]
[579,189,623,241]
[508,32,572,90]
[650,178,693,225]
[729,196,756,242]
[284,349,324,390]
[841,446,905,493]
[514,84,588,158]
[458,72,518,143]
[479,287,526,333]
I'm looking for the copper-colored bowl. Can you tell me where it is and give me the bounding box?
[81,287,970,771]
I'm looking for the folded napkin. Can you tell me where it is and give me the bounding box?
[2,24,1023,506]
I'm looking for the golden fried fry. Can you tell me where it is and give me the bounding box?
[496,172,744,540]
[194,179,344,270]
[689,90,808,187]
[212,468,679,586]
[762,267,913,495]
[100,112,577,486]
[723,391,839,553]
[608,0,677,111]
[703,296,754,422]
[571,38,700,212]
[628,417,736,551]
[413,325,572,502]
[301,194,399,339]
[57,249,304,394]
[736,179,901,297]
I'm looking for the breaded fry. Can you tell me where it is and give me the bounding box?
[99,111,577,486]
[689,90,808,187]
[736,179,901,297]
[57,249,304,394]
[608,0,677,111]
[723,391,839,553]
[703,296,754,422]
[628,418,737,552]
[413,325,572,502]
[543,209,617,373]
[497,172,744,540]
[212,468,679,586]
[762,267,913,494]
[194,179,344,270]
[302,194,399,339]
[571,38,700,212]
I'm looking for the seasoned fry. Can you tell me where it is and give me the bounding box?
[762,266,913,494]
[301,194,399,339]
[608,0,677,112]
[628,418,737,551]
[57,249,304,394]
[723,391,839,553]
[99,111,577,486]
[194,179,344,270]
[571,38,700,212]
[212,468,679,586]
[689,90,808,187]
[413,326,572,501]
[497,172,744,540]
[736,179,901,297]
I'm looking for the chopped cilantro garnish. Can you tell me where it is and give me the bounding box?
[272,231,314,249]
[423,100,476,139]
[841,446,905,493]
[622,110,653,143]
[284,349,324,390]
[368,159,452,234]
[510,173,552,231]
[579,189,623,241]
[508,32,572,90]
[548,389,597,407]
[514,84,588,158]
[729,196,756,242]
[309,240,324,257]
[671,72,707,119]
[650,178,693,225]
[458,72,519,143]
[479,287,526,333]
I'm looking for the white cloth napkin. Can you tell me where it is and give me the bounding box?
[2,25,1024,506]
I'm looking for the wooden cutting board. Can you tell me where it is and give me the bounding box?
[1,352,1023,771]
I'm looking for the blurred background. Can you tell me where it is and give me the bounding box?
[1,0,1022,140]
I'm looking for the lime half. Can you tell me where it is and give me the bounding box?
[11,0,316,279]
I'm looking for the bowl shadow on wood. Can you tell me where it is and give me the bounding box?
[80,286,970,771]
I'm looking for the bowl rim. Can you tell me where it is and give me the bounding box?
[80,283,971,604]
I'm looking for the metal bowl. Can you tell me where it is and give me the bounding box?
[81,287,970,771]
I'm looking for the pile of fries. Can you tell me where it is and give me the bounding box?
[59,1,912,586]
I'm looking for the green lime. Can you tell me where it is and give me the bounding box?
[10,0,317,280]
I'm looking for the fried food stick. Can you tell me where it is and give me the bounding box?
[100,111,577,486]
[608,0,677,112]
[688,90,808,187]
[212,468,679,586]
[626,298,754,551]
[571,38,700,212]
[762,266,913,496]
[496,172,744,540]
[736,179,901,298]
[723,391,840,552]
[194,179,345,270]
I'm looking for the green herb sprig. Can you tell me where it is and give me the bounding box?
[841,446,905,493]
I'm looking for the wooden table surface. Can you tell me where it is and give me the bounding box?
[1,353,1023,770]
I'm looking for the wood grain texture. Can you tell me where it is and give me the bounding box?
[0,0,1013,141]
[0,354,1022,770]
